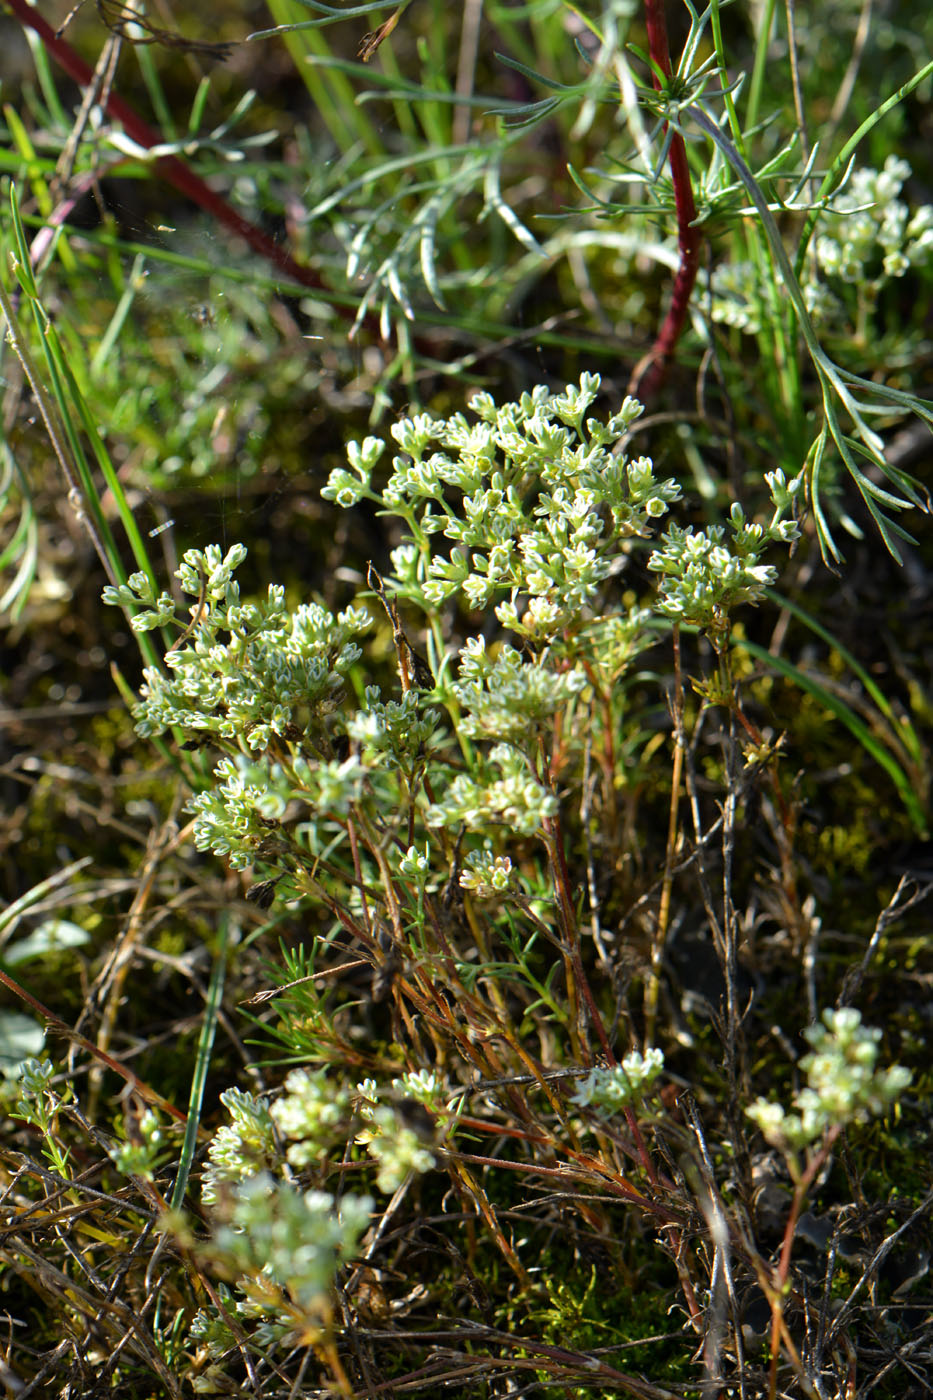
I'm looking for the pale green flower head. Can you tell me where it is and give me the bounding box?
[451,638,588,745]
[393,1068,445,1109]
[460,850,513,897]
[571,1048,665,1118]
[109,1109,167,1182]
[201,1089,276,1205]
[210,1174,372,1311]
[746,1007,911,1154]
[427,742,558,835]
[398,843,431,882]
[815,156,933,289]
[647,469,801,647]
[358,1105,436,1192]
[270,1068,352,1168]
[322,374,680,640]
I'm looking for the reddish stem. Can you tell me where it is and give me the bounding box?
[766,1128,841,1398]
[630,0,701,400]
[5,1,330,298]
[0,964,188,1124]
[544,810,615,1064]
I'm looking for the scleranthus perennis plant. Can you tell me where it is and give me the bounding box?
[648,472,803,652]
[709,156,933,349]
[101,377,805,1085]
[191,1074,441,1364]
[105,375,799,885]
[744,1007,912,1395]
[746,1006,911,1170]
[7,0,933,1393]
[197,1173,373,1345]
[324,373,680,642]
[106,375,808,1375]
[103,543,370,755]
[571,1047,665,1118]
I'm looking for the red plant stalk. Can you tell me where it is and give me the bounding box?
[0,964,189,1124]
[630,0,701,400]
[542,810,615,1064]
[765,1126,843,1399]
[5,0,328,297]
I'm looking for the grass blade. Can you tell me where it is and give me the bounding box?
[170,915,231,1211]
[734,638,929,835]
[766,590,925,769]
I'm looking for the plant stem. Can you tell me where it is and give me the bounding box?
[544,811,614,1064]
[629,0,701,400]
[5,0,332,299]
[767,1128,841,1400]
[0,965,189,1125]
[646,624,684,1044]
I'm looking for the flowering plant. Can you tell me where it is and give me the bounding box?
[102,376,863,1372]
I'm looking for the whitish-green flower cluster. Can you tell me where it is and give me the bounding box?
[427,742,558,835]
[345,686,440,764]
[324,374,681,642]
[270,1069,353,1169]
[107,381,798,881]
[13,1057,64,1124]
[397,842,431,886]
[105,546,384,871]
[459,850,513,897]
[707,259,767,335]
[570,1048,665,1117]
[354,1103,436,1193]
[191,1066,444,1358]
[352,1074,441,1192]
[201,1088,276,1205]
[392,1068,447,1110]
[104,545,369,752]
[709,158,933,336]
[187,751,367,869]
[746,1007,911,1154]
[647,472,802,647]
[189,1290,247,1361]
[814,156,933,287]
[450,637,588,743]
[109,1109,168,1182]
[206,1071,439,1200]
[209,1173,372,1310]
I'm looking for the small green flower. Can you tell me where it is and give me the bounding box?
[427,743,558,836]
[571,1049,665,1118]
[209,1174,372,1311]
[746,1008,911,1155]
[647,469,801,647]
[201,1089,276,1205]
[326,374,680,638]
[270,1069,352,1168]
[109,1109,168,1182]
[459,850,513,897]
[451,639,588,745]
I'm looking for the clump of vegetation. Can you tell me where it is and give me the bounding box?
[0,1,931,1397]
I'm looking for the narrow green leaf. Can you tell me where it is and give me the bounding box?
[734,638,928,835]
[170,917,230,1211]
